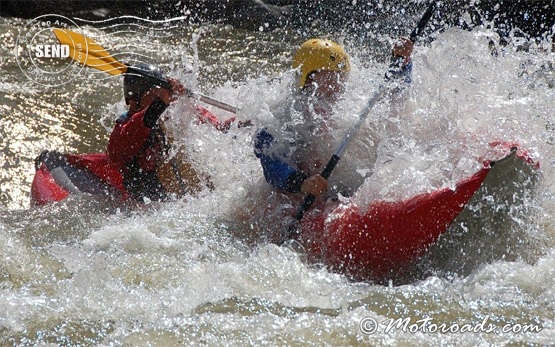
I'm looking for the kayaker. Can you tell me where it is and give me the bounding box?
[107,63,237,202]
[254,37,414,200]
[32,63,247,204]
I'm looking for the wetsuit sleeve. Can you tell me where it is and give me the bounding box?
[196,105,236,133]
[384,57,412,84]
[254,128,309,193]
[143,98,169,128]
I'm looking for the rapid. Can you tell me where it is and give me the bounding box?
[1,6,555,346]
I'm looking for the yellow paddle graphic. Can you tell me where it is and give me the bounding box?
[52,28,126,75]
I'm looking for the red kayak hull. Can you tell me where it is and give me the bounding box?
[297,145,540,282]
[30,163,71,206]
[30,144,540,283]
[30,152,125,207]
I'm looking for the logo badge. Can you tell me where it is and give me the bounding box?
[15,14,87,87]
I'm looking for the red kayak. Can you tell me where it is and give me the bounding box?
[295,143,540,283]
[31,143,540,284]
[30,150,126,206]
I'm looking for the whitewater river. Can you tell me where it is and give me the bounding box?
[1,8,555,346]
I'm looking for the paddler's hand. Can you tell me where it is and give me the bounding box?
[392,36,414,65]
[301,174,328,196]
[168,77,187,102]
[142,85,172,107]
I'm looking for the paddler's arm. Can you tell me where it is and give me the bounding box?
[196,103,253,133]
[107,98,168,166]
[169,78,250,133]
[254,128,327,195]
[196,105,237,133]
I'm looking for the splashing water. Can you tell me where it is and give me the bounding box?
[1,12,555,346]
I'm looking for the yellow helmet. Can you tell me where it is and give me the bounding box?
[292,39,351,88]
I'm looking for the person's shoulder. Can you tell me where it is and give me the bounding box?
[115,111,130,124]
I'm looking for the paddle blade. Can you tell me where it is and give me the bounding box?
[80,54,125,76]
[52,28,128,75]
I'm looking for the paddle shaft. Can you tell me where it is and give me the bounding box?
[126,66,238,113]
[293,2,436,223]
[294,85,387,220]
[125,72,238,113]
[128,65,240,113]
[53,29,238,114]
[197,94,238,114]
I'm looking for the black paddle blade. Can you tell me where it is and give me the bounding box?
[409,2,436,43]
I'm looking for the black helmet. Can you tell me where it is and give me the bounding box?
[123,62,171,104]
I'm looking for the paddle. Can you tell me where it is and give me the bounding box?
[284,2,436,241]
[51,28,238,114]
